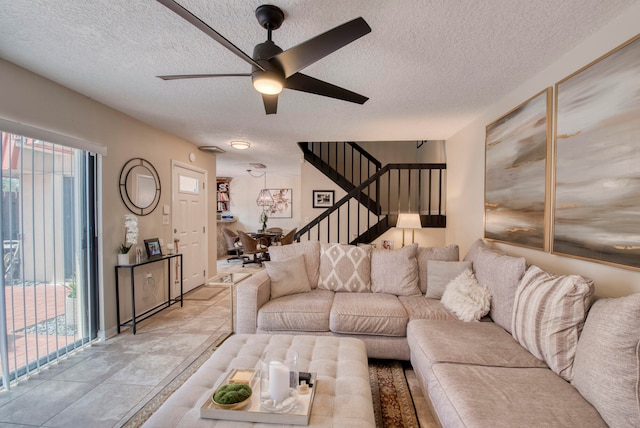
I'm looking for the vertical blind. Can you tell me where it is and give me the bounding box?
[1,129,98,389]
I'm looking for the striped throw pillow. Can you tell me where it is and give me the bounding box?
[512,265,595,381]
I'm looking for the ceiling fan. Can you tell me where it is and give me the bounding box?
[156,0,371,114]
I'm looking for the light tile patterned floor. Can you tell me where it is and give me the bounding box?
[0,259,256,427]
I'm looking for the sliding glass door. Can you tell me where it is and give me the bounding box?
[0,131,98,388]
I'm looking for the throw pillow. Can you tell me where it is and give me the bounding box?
[572,293,640,427]
[441,269,491,322]
[371,243,421,296]
[462,238,488,263]
[512,265,594,382]
[268,241,320,288]
[264,255,312,300]
[425,260,472,299]
[417,244,460,294]
[473,245,526,333]
[318,243,371,292]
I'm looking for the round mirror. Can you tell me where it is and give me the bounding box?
[119,158,161,216]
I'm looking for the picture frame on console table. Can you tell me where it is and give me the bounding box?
[553,34,640,270]
[484,88,552,251]
[144,238,162,259]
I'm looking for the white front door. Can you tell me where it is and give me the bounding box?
[172,162,207,293]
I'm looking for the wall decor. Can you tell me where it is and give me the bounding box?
[554,34,640,270]
[312,190,334,208]
[119,158,161,216]
[265,188,292,218]
[484,88,551,250]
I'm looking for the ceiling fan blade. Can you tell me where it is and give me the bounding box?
[284,73,368,104]
[156,0,265,72]
[273,17,371,78]
[157,73,250,80]
[262,94,278,115]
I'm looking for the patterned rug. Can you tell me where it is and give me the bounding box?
[369,359,420,428]
[123,343,419,427]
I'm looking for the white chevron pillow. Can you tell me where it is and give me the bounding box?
[318,243,372,292]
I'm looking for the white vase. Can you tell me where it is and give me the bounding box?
[117,253,130,265]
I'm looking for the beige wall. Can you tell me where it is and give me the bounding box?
[0,59,218,338]
[445,2,640,297]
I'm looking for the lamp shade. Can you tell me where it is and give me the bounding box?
[256,189,274,207]
[396,213,422,229]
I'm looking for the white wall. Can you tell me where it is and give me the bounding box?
[0,59,218,337]
[446,2,640,297]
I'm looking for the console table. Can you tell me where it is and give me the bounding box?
[115,253,183,334]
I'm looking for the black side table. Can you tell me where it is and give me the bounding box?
[115,253,183,334]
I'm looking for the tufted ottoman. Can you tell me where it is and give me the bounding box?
[143,334,375,427]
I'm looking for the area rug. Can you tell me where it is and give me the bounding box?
[369,359,420,428]
[124,347,419,427]
[183,286,224,301]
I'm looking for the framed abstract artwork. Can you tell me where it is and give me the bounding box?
[484,88,552,250]
[264,188,292,218]
[553,34,640,270]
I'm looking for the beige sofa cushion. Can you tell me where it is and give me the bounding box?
[572,293,640,427]
[407,319,547,371]
[473,245,526,333]
[330,292,408,337]
[268,241,320,288]
[425,260,471,299]
[512,265,594,382]
[398,296,457,321]
[318,243,371,292]
[258,289,334,332]
[429,364,607,428]
[371,243,420,296]
[462,238,488,263]
[264,255,312,299]
[417,244,460,294]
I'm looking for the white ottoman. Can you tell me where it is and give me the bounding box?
[143,334,375,427]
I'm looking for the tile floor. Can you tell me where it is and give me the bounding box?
[0,260,260,427]
[0,258,434,427]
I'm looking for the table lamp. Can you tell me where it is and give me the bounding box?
[396,213,422,246]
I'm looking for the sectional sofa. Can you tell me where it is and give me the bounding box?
[235,239,639,427]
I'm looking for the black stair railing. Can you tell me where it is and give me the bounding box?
[298,142,382,212]
[296,163,446,245]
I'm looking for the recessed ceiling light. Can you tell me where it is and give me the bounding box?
[230,140,251,150]
[249,163,267,169]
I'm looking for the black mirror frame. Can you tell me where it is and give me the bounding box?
[119,158,161,216]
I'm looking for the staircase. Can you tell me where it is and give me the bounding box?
[297,142,446,244]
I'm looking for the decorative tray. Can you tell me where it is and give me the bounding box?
[200,369,317,426]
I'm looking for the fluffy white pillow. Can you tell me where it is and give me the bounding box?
[264,255,312,299]
[441,269,491,322]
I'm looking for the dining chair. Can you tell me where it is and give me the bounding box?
[266,227,283,244]
[237,230,270,266]
[280,228,297,245]
[221,228,245,262]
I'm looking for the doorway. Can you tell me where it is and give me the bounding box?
[171,161,207,293]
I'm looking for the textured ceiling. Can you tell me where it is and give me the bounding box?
[0,0,637,176]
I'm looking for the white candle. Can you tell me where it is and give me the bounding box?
[268,361,290,403]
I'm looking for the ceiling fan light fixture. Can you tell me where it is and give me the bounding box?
[252,71,284,95]
[230,140,251,150]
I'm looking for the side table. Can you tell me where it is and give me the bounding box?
[115,253,183,334]
[207,272,251,332]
